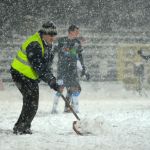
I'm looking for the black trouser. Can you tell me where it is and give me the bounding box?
[10,68,39,130]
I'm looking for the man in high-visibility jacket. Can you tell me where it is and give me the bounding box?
[10,21,60,134]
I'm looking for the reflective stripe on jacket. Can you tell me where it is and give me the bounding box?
[11,32,44,80]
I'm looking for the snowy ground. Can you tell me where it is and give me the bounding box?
[0,81,150,150]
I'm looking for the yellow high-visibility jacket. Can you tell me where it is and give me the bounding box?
[11,32,44,80]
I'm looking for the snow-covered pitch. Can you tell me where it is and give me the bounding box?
[0,81,150,150]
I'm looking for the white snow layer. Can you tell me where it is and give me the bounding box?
[0,81,150,150]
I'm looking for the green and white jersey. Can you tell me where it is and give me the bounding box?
[54,36,83,86]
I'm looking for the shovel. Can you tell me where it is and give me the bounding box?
[60,93,83,135]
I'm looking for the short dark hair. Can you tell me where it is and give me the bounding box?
[68,24,79,32]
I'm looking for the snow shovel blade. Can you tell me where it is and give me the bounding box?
[60,93,82,135]
[73,121,92,136]
[73,121,83,135]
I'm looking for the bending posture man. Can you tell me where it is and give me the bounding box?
[10,21,60,134]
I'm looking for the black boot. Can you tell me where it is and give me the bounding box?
[13,123,32,135]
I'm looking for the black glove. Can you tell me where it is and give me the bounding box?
[49,77,59,91]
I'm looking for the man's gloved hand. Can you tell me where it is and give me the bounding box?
[49,77,59,91]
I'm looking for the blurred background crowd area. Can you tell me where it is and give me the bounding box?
[1,0,150,92]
